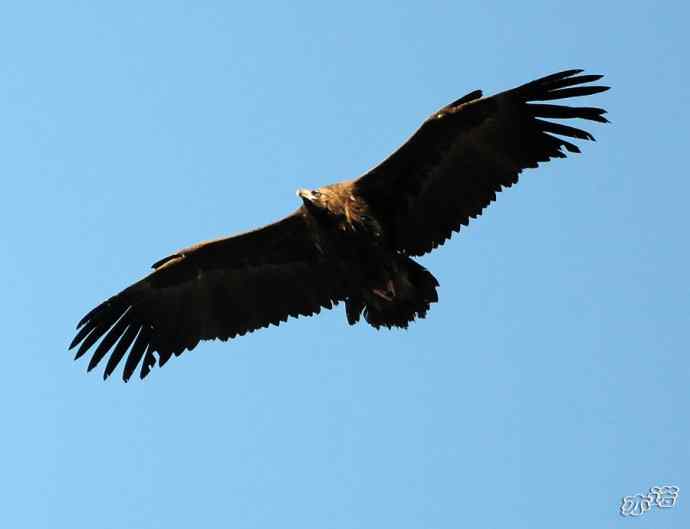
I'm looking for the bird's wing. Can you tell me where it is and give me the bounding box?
[70,210,352,381]
[354,69,609,255]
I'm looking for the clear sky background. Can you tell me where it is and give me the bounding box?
[1,1,688,528]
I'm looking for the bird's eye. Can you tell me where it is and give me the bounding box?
[311,190,321,198]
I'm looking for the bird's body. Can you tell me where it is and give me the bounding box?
[296,184,440,328]
[70,69,609,380]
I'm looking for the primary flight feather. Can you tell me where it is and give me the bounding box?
[70,69,609,381]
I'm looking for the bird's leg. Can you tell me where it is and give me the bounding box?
[372,279,396,301]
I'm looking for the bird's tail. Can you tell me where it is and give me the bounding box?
[345,256,439,329]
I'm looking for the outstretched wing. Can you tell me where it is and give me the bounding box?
[355,69,609,255]
[69,211,351,381]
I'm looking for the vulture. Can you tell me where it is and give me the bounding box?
[70,69,609,381]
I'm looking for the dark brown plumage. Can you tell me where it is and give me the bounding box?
[70,69,609,381]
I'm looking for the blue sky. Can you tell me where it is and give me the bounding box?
[1,1,688,528]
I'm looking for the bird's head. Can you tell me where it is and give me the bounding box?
[297,188,326,209]
[297,184,351,222]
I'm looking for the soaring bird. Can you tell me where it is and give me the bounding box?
[70,69,609,381]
